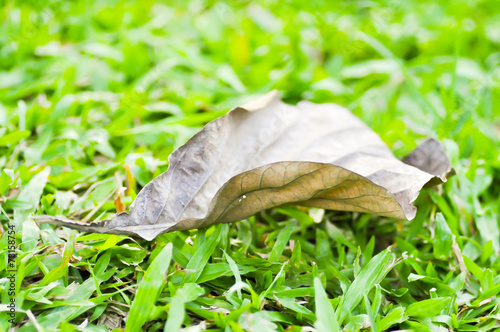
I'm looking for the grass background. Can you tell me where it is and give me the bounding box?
[1,0,500,331]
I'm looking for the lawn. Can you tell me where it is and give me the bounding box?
[1,0,500,331]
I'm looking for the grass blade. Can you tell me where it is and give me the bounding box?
[222,249,242,299]
[126,243,173,332]
[184,226,222,283]
[269,220,297,262]
[314,277,340,332]
[433,213,453,259]
[164,283,204,332]
[339,248,394,323]
[406,297,450,318]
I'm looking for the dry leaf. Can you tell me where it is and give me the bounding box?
[402,137,454,186]
[114,194,126,214]
[36,91,452,240]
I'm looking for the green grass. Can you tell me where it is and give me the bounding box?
[1,0,500,331]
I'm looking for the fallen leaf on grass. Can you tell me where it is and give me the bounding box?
[36,91,452,240]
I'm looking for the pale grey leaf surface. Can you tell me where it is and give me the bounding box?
[36,91,451,240]
[402,138,454,183]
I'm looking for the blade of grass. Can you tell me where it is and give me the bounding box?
[406,297,451,318]
[222,249,242,299]
[339,248,394,323]
[376,306,407,331]
[125,243,173,332]
[39,233,75,287]
[184,226,222,283]
[269,220,297,262]
[314,277,340,332]
[164,283,205,332]
[433,213,453,259]
[259,263,285,305]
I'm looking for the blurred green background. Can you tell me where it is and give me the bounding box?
[1,0,499,168]
[1,0,500,331]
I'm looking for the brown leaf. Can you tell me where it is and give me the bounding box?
[35,91,452,240]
